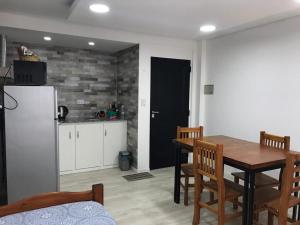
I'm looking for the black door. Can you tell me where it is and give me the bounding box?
[150,57,190,170]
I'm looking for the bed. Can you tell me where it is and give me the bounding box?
[0,184,117,225]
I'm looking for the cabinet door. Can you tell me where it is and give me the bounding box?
[103,122,127,166]
[59,125,75,172]
[75,124,103,169]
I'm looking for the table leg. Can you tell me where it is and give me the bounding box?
[242,170,255,225]
[248,171,255,225]
[174,143,182,204]
[242,171,249,225]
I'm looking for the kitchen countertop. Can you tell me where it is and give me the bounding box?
[58,118,126,125]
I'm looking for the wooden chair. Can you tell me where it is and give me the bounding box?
[193,139,243,225]
[253,152,300,225]
[232,131,290,209]
[177,126,203,206]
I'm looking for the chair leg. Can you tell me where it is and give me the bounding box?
[184,175,189,206]
[218,199,225,225]
[193,175,201,225]
[210,192,214,202]
[218,216,225,225]
[254,212,259,223]
[267,211,274,225]
[200,176,203,194]
[209,178,214,202]
[233,177,239,209]
[217,188,225,225]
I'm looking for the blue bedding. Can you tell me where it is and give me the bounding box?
[0,201,117,225]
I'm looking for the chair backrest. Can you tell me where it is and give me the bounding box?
[193,139,224,182]
[177,126,203,139]
[278,152,300,225]
[260,131,290,151]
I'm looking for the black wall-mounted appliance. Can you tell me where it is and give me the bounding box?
[13,60,47,86]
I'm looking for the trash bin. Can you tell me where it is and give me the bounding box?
[119,151,132,171]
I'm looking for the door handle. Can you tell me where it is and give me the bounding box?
[77,131,79,139]
[105,129,107,136]
[69,132,72,139]
[151,111,159,119]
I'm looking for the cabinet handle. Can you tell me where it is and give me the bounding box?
[105,129,107,136]
[69,132,72,139]
[77,131,79,139]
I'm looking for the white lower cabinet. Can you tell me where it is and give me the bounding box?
[75,123,103,170]
[103,122,127,166]
[59,125,75,172]
[59,121,127,174]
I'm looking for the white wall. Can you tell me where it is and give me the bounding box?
[0,12,199,171]
[202,16,300,175]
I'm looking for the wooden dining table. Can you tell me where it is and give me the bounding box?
[173,135,289,225]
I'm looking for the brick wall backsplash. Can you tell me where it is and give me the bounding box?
[115,45,139,167]
[6,42,117,119]
[6,42,139,167]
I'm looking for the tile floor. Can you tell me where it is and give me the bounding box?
[60,167,270,225]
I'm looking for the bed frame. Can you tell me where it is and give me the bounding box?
[0,184,103,217]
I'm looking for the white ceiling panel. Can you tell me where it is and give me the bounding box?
[68,0,300,39]
[0,0,74,19]
[0,27,137,54]
[1,0,300,39]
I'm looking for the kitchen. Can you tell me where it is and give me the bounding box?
[0,27,139,204]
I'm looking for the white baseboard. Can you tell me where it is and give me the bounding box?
[131,166,150,173]
[60,165,118,175]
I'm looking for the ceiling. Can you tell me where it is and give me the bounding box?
[1,0,300,39]
[0,0,73,19]
[0,27,136,54]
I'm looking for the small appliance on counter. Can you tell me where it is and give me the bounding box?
[95,110,106,119]
[107,102,118,120]
[58,105,69,122]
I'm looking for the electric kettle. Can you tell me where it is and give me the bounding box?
[58,105,69,122]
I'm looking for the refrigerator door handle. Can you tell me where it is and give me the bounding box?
[54,88,60,192]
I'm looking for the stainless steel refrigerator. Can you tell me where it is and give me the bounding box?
[4,86,59,203]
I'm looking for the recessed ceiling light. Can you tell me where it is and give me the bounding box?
[89,4,110,13]
[88,42,95,46]
[200,25,216,33]
[294,0,300,3]
[43,36,52,41]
